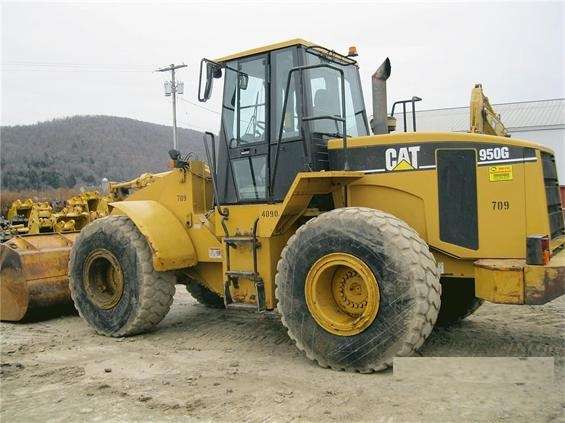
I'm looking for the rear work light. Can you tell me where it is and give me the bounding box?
[526,235,551,265]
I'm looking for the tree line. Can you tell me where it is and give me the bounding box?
[1,115,207,190]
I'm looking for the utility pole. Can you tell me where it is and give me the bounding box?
[156,63,187,150]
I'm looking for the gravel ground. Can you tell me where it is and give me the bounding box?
[1,290,563,422]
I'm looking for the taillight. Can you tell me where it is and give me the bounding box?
[526,235,551,265]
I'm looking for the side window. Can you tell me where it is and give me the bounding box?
[305,52,369,137]
[238,57,267,145]
[273,48,300,141]
[308,70,342,136]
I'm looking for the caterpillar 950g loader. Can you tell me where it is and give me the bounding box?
[14,40,565,371]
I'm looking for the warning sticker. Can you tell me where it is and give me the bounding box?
[209,248,222,259]
[489,165,513,182]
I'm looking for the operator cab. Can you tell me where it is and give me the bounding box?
[199,39,369,204]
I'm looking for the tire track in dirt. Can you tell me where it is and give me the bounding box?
[1,290,563,422]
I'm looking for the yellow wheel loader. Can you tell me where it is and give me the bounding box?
[8,40,565,371]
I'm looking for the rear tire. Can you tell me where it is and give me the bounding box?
[185,281,225,308]
[69,216,175,337]
[435,277,483,326]
[275,207,441,372]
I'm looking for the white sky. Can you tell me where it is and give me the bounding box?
[1,0,564,134]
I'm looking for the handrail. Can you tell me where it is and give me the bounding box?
[270,63,349,198]
[202,132,219,203]
[304,45,357,66]
[391,97,422,132]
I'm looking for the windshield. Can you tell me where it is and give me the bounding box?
[304,51,369,137]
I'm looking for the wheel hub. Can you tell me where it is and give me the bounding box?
[83,249,124,310]
[305,253,380,336]
[334,269,369,314]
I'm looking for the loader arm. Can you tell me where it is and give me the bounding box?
[469,84,509,137]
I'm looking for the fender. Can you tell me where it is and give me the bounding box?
[110,200,197,271]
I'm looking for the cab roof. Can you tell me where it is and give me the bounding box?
[214,38,315,63]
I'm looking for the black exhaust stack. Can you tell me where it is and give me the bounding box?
[370,58,392,135]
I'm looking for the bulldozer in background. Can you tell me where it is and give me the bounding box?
[4,199,56,236]
[1,191,111,240]
[51,191,112,233]
[2,39,564,372]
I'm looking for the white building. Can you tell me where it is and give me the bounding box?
[394,98,565,181]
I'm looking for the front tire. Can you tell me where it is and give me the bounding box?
[69,216,175,337]
[275,207,441,372]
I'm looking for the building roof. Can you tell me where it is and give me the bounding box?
[394,98,565,132]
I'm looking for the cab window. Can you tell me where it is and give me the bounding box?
[222,57,267,146]
[305,52,369,137]
[273,48,301,141]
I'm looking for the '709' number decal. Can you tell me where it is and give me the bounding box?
[492,201,510,210]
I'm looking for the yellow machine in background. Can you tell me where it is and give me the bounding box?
[52,191,111,233]
[5,199,55,235]
[1,190,115,319]
[3,191,111,237]
[470,83,510,137]
[2,40,563,372]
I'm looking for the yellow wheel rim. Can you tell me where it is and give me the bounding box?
[83,249,124,310]
[305,253,380,336]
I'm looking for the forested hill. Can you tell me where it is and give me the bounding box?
[1,115,207,190]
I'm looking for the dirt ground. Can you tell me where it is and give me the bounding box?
[1,290,563,422]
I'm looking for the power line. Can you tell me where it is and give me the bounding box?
[179,97,221,115]
[1,68,151,73]
[1,61,156,73]
[4,61,154,66]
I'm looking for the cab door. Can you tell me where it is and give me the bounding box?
[218,54,269,202]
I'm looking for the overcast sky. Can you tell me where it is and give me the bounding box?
[1,0,563,141]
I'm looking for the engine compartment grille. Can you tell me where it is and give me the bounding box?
[541,152,564,239]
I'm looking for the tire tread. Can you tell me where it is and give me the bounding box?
[275,207,441,372]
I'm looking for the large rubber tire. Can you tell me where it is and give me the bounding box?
[69,216,176,337]
[275,207,441,372]
[185,281,225,309]
[435,277,483,327]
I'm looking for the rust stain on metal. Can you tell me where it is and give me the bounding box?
[525,266,565,305]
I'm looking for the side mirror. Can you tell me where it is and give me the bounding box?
[199,59,222,102]
[239,73,249,90]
